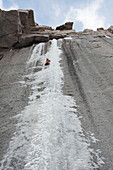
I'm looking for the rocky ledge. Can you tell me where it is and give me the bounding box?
[0,9,74,49]
[0,9,113,49]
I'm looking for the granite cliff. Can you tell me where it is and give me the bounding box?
[0,9,74,49]
[0,9,113,49]
[0,9,113,169]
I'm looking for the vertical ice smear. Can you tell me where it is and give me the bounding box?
[0,39,104,170]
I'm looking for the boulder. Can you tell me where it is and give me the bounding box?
[97,27,104,31]
[107,26,113,34]
[56,22,73,30]
[83,29,94,33]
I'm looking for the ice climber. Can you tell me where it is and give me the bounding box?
[45,58,51,66]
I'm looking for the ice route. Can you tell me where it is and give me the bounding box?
[0,39,104,170]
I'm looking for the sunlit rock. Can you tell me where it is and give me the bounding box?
[83,29,94,33]
[107,26,113,34]
[56,22,73,30]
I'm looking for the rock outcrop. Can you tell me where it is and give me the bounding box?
[107,26,113,34]
[0,9,75,49]
[1,8,113,49]
[0,9,54,49]
[18,9,35,34]
[0,9,20,48]
[0,9,36,48]
[83,29,94,33]
[97,27,104,31]
[56,22,73,30]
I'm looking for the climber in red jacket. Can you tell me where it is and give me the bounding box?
[45,58,51,66]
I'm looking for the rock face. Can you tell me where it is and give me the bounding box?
[18,9,35,34]
[0,9,36,48]
[0,9,53,49]
[0,9,20,48]
[107,26,113,33]
[0,9,75,49]
[1,8,113,49]
[56,22,73,30]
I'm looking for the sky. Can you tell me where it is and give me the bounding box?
[0,0,113,31]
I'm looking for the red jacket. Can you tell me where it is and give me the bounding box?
[46,59,51,63]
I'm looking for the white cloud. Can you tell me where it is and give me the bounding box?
[0,0,18,10]
[65,0,105,31]
[6,3,18,10]
[52,4,61,17]
[0,0,3,8]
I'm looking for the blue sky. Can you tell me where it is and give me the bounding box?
[0,0,113,31]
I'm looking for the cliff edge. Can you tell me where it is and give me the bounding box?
[0,9,113,49]
[0,9,74,49]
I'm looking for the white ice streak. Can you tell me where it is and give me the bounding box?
[64,37,72,40]
[0,39,104,170]
[105,35,111,39]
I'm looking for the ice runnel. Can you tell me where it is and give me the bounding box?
[0,39,104,170]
